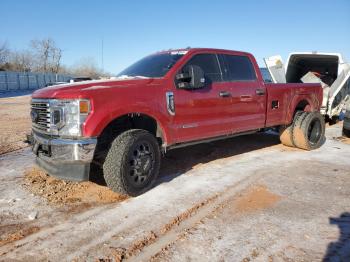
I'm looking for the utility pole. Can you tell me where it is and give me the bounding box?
[101,38,104,74]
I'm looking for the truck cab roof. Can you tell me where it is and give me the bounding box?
[155,48,254,57]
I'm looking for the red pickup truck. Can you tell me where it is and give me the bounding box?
[30,48,325,196]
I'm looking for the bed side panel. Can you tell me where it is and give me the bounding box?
[265,84,294,127]
[265,83,321,127]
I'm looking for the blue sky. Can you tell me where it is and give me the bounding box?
[1,0,349,74]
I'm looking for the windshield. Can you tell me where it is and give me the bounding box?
[117,52,185,78]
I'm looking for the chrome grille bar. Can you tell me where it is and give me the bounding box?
[31,99,51,134]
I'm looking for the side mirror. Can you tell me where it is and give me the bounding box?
[176,65,205,89]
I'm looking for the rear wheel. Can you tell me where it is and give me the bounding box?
[293,112,325,150]
[103,129,161,196]
[279,111,303,147]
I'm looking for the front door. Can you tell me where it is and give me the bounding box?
[172,53,234,143]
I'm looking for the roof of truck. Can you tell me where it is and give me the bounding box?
[155,47,253,57]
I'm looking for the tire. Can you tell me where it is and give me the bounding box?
[293,112,325,150]
[279,111,304,147]
[343,127,350,138]
[103,129,161,196]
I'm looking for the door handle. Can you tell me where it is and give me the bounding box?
[219,91,231,98]
[256,88,265,96]
[240,95,252,99]
[240,95,253,101]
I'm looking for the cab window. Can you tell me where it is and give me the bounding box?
[183,54,222,83]
[219,54,257,81]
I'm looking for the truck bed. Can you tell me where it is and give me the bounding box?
[265,83,323,127]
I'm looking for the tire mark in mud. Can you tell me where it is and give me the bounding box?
[146,183,282,262]
[0,225,40,247]
[104,195,220,261]
[0,144,30,156]
[114,173,266,262]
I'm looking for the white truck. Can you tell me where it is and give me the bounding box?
[265,52,350,123]
[343,100,350,137]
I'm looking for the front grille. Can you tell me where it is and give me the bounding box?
[31,100,51,134]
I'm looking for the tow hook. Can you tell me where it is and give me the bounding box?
[25,133,34,145]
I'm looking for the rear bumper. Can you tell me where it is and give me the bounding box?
[29,133,97,181]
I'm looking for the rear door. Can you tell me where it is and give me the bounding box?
[264,55,287,83]
[219,54,267,132]
[172,53,234,142]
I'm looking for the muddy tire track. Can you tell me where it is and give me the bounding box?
[0,225,40,247]
[106,173,266,262]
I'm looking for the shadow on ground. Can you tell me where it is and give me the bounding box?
[157,132,280,183]
[90,132,280,187]
[323,212,350,261]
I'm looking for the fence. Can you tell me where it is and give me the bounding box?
[0,71,73,92]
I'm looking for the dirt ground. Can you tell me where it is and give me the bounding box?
[0,95,349,261]
[0,95,31,154]
[23,167,128,206]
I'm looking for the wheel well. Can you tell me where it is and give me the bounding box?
[93,114,163,165]
[102,113,162,143]
[295,100,311,113]
[285,100,311,126]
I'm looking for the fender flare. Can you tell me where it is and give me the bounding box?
[87,110,171,146]
[285,94,317,124]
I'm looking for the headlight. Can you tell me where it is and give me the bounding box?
[50,99,91,137]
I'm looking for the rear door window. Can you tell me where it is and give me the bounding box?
[184,54,223,83]
[219,54,257,82]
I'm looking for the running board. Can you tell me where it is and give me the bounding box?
[166,130,260,151]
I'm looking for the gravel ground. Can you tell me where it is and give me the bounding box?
[152,158,350,262]
[0,95,31,154]
[0,96,349,261]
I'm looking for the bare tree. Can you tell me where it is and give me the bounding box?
[31,38,51,71]
[8,50,34,72]
[1,38,109,78]
[51,47,62,73]
[71,57,103,78]
[30,38,62,73]
[56,64,71,75]
[0,41,10,66]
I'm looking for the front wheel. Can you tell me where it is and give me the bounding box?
[103,129,161,196]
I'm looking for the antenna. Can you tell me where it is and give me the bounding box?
[101,37,104,73]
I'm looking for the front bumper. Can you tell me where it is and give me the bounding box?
[28,132,97,181]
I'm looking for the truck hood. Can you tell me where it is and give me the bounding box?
[32,78,162,99]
